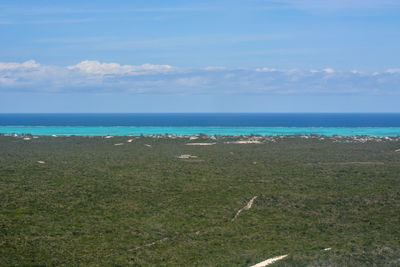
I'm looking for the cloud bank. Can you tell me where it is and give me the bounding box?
[67,60,173,75]
[0,60,399,95]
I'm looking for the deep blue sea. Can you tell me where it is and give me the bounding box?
[0,113,400,136]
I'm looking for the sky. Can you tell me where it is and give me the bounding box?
[0,0,400,113]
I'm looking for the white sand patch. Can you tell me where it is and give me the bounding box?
[33,136,39,139]
[52,135,57,137]
[395,148,400,152]
[145,144,152,147]
[250,254,288,267]
[114,143,124,146]
[189,136,199,140]
[127,139,134,143]
[186,142,216,146]
[232,196,257,222]
[177,154,198,159]
[323,247,332,251]
[225,140,262,144]
[37,161,45,164]
[23,137,31,140]
[104,136,113,139]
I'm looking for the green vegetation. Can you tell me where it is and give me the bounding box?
[0,136,399,266]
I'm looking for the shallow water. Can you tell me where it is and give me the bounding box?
[1,126,400,136]
[1,113,400,136]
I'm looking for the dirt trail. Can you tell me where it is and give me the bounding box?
[177,154,198,159]
[232,196,257,222]
[250,254,288,267]
[186,142,216,146]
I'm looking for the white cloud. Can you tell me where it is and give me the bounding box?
[256,67,278,72]
[323,68,334,74]
[67,60,173,75]
[1,60,399,95]
[386,68,400,74]
[0,60,40,71]
[351,70,362,74]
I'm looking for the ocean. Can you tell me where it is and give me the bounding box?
[0,113,400,136]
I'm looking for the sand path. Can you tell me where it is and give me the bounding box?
[232,196,257,222]
[250,254,288,267]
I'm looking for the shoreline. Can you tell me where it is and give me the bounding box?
[1,126,400,138]
[2,133,400,143]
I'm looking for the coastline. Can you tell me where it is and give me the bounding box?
[1,126,400,137]
[2,132,400,143]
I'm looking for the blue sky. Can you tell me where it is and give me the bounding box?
[1,0,400,112]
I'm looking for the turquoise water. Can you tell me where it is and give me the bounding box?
[1,126,400,136]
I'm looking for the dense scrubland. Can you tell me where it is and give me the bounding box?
[0,135,399,266]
